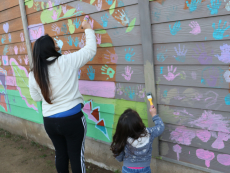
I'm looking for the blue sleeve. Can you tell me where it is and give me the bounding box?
[147,115,165,140]
[115,151,125,162]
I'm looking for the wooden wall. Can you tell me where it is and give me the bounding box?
[150,0,230,172]
[0,0,42,123]
[24,0,148,143]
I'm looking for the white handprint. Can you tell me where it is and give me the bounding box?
[115,9,129,25]
[52,24,60,34]
[14,46,18,55]
[95,0,102,11]
[163,65,180,81]
[122,66,133,81]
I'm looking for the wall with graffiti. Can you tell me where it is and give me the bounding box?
[24,0,148,144]
[151,0,230,172]
[0,0,43,124]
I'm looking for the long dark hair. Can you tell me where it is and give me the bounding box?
[31,34,61,104]
[111,109,147,157]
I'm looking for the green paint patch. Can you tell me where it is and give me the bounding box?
[99,43,113,47]
[40,6,62,24]
[126,18,136,33]
[25,0,33,8]
[90,0,96,4]
[95,29,107,34]
[109,0,116,15]
[63,9,76,18]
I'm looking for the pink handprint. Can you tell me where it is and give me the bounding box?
[137,85,145,98]
[163,65,180,81]
[24,55,29,65]
[20,44,26,53]
[89,19,94,29]
[20,32,24,42]
[79,34,85,48]
[18,56,22,63]
[14,46,18,55]
[116,83,124,95]
[96,34,101,45]
[189,21,201,35]
[122,66,133,81]
[48,1,53,11]
[104,49,118,63]
[95,0,102,11]
[62,5,69,14]
[52,10,58,20]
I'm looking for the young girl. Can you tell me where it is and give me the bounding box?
[111,105,164,173]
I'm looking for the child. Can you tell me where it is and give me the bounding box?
[111,105,164,173]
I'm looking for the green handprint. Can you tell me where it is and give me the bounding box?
[68,19,75,34]
[101,65,115,80]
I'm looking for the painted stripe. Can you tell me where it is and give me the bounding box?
[79,80,115,98]
[81,115,87,173]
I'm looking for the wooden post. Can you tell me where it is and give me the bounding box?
[18,0,33,68]
[138,0,159,157]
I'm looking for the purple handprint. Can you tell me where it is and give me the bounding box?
[62,5,69,14]
[96,34,101,45]
[79,34,85,48]
[122,66,133,81]
[215,44,230,63]
[104,49,118,63]
[137,85,145,98]
[163,65,180,81]
[95,0,102,11]
[52,24,60,34]
[89,19,94,29]
[201,67,223,87]
[173,44,187,62]
[116,83,124,95]
[189,21,201,35]
[193,43,213,64]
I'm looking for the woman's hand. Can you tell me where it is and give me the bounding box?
[149,105,157,118]
[82,17,92,30]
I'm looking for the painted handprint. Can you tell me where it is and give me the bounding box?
[1,35,6,44]
[212,20,230,40]
[54,37,63,53]
[137,85,145,98]
[122,66,133,81]
[152,8,161,22]
[18,56,22,64]
[51,24,60,34]
[67,36,74,46]
[169,21,181,35]
[2,56,8,65]
[24,55,29,65]
[101,14,109,27]
[125,48,135,62]
[48,1,53,11]
[118,0,125,7]
[68,19,75,34]
[78,70,81,79]
[64,50,71,55]
[62,5,69,14]
[189,21,201,35]
[186,0,202,12]
[173,44,187,62]
[160,67,164,74]
[116,83,124,95]
[74,37,79,47]
[125,86,136,100]
[54,0,61,5]
[52,10,58,21]
[226,1,230,11]
[87,66,95,80]
[61,23,68,34]
[106,0,113,5]
[96,34,101,45]
[8,33,11,42]
[95,0,102,11]
[157,47,168,62]
[30,27,42,40]
[14,46,18,55]
[104,49,118,63]
[193,43,213,64]
[115,9,130,25]
[215,44,230,63]
[20,33,24,42]
[89,19,94,29]
[225,94,230,105]
[19,44,26,54]
[207,0,221,15]
[163,65,180,81]
[201,67,223,87]
[223,68,230,83]
[101,65,115,80]
[79,34,85,48]
[73,18,81,29]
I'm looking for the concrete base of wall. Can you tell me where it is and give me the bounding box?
[0,112,205,173]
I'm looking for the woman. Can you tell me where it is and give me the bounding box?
[29,18,96,173]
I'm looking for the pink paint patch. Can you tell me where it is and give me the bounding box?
[82,101,98,123]
[217,154,230,166]
[79,80,115,98]
[196,149,215,168]
[196,130,211,143]
[170,126,196,145]
[173,144,182,161]
[211,132,230,150]
[28,24,45,42]
[6,76,16,86]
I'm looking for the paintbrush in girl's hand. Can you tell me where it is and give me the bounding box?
[81,15,89,29]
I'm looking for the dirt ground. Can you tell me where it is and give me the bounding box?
[0,128,119,173]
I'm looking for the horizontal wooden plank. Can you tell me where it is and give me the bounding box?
[159,105,230,134]
[0,0,19,12]
[150,0,230,24]
[0,18,24,35]
[0,43,28,56]
[161,124,230,155]
[154,41,230,65]
[152,15,230,43]
[1,55,30,66]
[0,30,25,46]
[157,85,229,112]
[27,4,140,34]
[30,26,141,49]
[0,6,21,24]
[63,45,143,65]
[160,141,230,173]
[155,65,229,89]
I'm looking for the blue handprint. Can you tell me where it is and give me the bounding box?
[118,0,124,7]
[125,86,135,100]
[160,67,164,74]
[125,48,135,62]
[67,36,74,46]
[87,66,95,80]
[225,94,230,105]
[212,20,230,40]
[1,35,6,44]
[73,18,81,29]
[186,0,201,12]
[74,37,79,47]
[106,0,113,5]
[163,90,168,98]
[169,21,181,35]
[157,47,168,62]
[8,33,11,42]
[207,0,221,15]
[101,14,109,27]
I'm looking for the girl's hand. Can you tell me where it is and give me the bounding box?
[149,105,157,118]
[82,17,92,30]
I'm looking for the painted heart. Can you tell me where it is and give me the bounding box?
[3,23,9,33]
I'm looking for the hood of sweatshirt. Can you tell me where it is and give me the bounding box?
[127,129,150,148]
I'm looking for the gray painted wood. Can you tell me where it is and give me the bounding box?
[115,65,145,83]
[152,15,230,43]
[115,82,145,102]
[157,85,230,112]
[160,141,230,173]
[159,105,230,133]
[138,0,159,157]
[19,0,32,67]
[161,123,230,155]
[155,65,229,89]
[150,0,230,24]
[154,41,230,65]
